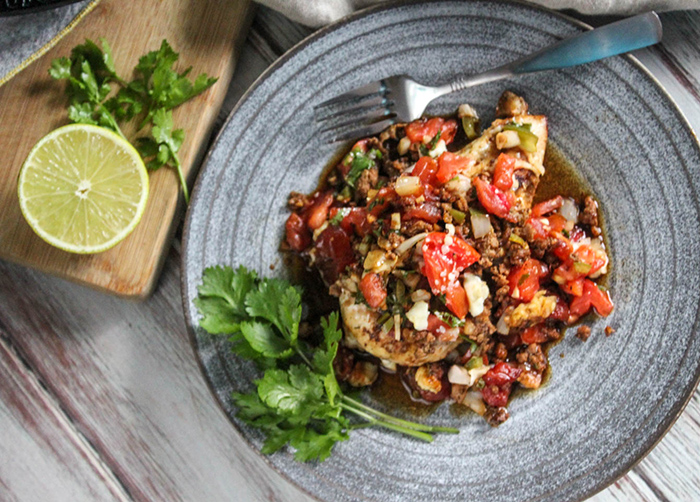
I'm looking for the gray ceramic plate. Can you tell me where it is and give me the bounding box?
[181,2,700,501]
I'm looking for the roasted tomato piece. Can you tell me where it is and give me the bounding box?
[421,232,480,318]
[508,258,548,302]
[473,177,516,221]
[367,186,397,216]
[405,117,457,144]
[549,295,570,322]
[330,207,371,237]
[527,216,549,240]
[403,203,441,223]
[359,273,387,308]
[493,153,517,191]
[445,283,468,320]
[436,152,470,184]
[304,191,335,230]
[554,244,607,284]
[481,362,522,407]
[520,324,549,344]
[314,226,355,284]
[561,277,585,297]
[547,214,568,234]
[531,196,563,218]
[285,212,311,252]
[412,156,439,186]
[569,279,614,319]
[426,314,451,335]
[552,237,574,261]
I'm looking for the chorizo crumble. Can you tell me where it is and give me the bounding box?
[285,91,613,426]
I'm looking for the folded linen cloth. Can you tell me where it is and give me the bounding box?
[257,0,699,27]
[0,0,99,86]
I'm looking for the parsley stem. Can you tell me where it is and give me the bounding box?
[171,154,190,204]
[341,395,459,434]
[339,403,434,442]
[98,103,127,140]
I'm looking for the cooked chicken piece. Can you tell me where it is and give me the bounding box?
[336,92,548,366]
[339,288,461,366]
[506,291,558,329]
[496,90,529,117]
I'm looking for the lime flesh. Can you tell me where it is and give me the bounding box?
[17,124,149,254]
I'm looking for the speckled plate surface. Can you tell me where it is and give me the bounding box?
[181,2,700,501]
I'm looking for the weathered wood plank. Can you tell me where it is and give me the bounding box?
[0,246,310,502]
[0,334,128,502]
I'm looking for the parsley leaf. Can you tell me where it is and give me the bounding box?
[195,265,459,462]
[345,149,381,188]
[51,37,218,205]
[239,322,293,359]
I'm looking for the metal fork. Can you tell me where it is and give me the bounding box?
[315,11,662,143]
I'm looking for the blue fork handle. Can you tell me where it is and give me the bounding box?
[513,11,662,73]
[446,12,662,93]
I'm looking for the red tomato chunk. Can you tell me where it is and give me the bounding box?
[359,273,387,308]
[481,362,522,407]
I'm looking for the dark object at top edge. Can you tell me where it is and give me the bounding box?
[0,0,84,17]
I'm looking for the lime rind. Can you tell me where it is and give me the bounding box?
[17,124,149,254]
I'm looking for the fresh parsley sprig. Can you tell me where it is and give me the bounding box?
[49,38,218,204]
[194,265,458,462]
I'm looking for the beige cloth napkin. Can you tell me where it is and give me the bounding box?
[257,0,699,27]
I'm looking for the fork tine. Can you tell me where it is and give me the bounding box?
[322,117,396,144]
[315,81,386,109]
[315,93,390,122]
[318,104,392,134]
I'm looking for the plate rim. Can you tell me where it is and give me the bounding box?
[180,2,700,501]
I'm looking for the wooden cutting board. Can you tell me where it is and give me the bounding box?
[0,0,252,299]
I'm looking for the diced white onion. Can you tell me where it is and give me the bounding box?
[397,137,411,156]
[446,174,471,194]
[380,359,397,371]
[395,176,422,196]
[589,237,609,278]
[462,391,486,415]
[448,365,472,385]
[406,301,429,331]
[429,139,447,158]
[395,232,429,256]
[445,223,455,236]
[411,289,431,302]
[471,211,492,239]
[496,130,520,150]
[457,103,478,119]
[463,273,489,317]
[364,250,386,270]
[496,311,510,335]
[391,212,401,231]
[559,197,579,223]
[448,364,492,388]
[364,250,397,274]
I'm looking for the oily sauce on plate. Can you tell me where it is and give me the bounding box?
[286,142,608,417]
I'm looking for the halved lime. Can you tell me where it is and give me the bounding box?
[17,124,149,254]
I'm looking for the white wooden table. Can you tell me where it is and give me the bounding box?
[1,6,699,501]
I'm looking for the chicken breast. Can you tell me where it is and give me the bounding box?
[336,96,548,367]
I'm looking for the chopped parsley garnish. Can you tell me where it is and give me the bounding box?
[194,266,458,462]
[345,148,381,188]
[428,130,442,150]
[435,310,465,328]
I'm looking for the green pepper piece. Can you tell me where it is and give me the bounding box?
[461,116,480,140]
[503,122,538,153]
[449,208,466,224]
[574,261,592,274]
